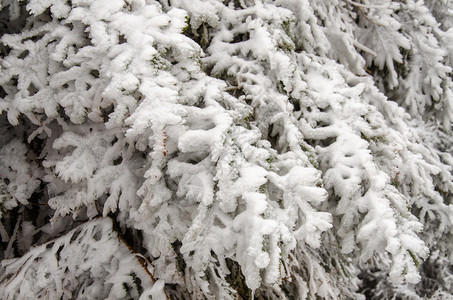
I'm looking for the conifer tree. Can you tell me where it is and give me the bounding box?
[0,0,452,299]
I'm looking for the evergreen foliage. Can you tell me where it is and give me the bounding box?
[0,0,452,299]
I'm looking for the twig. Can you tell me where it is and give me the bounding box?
[346,0,386,26]
[347,0,389,9]
[5,215,21,259]
[353,40,377,57]
[162,130,168,157]
[112,217,171,300]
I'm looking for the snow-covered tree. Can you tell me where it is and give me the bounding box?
[0,0,452,299]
